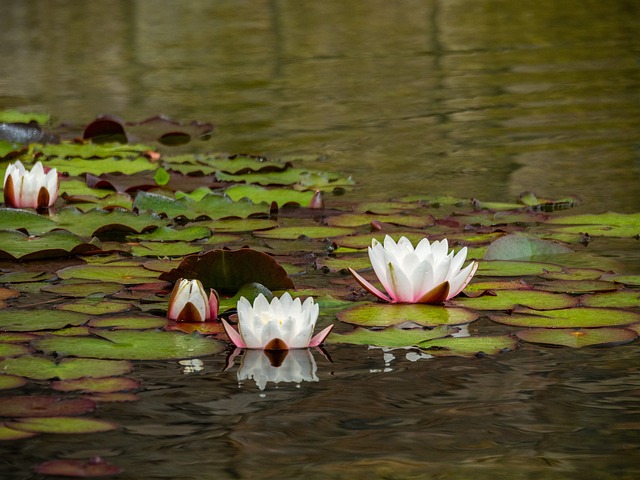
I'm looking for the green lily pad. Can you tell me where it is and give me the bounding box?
[56,300,134,315]
[160,248,295,295]
[326,213,433,228]
[0,343,30,358]
[0,310,89,332]
[463,280,531,295]
[57,264,159,285]
[539,268,608,281]
[7,416,117,434]
[225,184,314,206]
[580,291,640,308]
[547,212,640,237]
[0,208,57,235]
[316,255,370,273]
[451,290,578,311]
[489,307,640,328]
[336,303,479,328]
[87,315,167,330]
[127,225,211,242]
[477,260,563,277]
[419,335,518,357]
[0,424,37,440]
[0,271,55,283]
[534,280,619,294]
[328,325,453,347]
[34,330,225,360]
[0,357,132,380]
[52,377,139,394]
[40,282,122,298]
[0,396,96,417]
[204,218,278,233]
[0,375,27,390]
[130,241,203,258]
[45,157,155,176]
[516,327,637,348]
[599,274,640,287]
[254,225,354,240]
[0,230,101,261]
[484,233,573,260]
[55,207,168,238]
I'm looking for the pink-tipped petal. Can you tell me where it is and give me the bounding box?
[448,261,478,299]
[309,324,334,347]
[348,268,393,303]
[208,290,219,321]
[222,319,246,348]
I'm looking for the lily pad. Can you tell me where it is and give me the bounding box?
[41,282,123,298]
[254,226,354,240]
[52,377,140,393]
[0,357,132,380]
[0,208,57,235]
[599,274,640,287]
[516,328,637,348]
[56,300,134,316]
[489,307,640,328]
[0,396,96,417]
[336,303,479,328]
[35,458,123,477]
[547,212,640,238]
[7,416,117,434]
[127,225,211,242]
[579,291,640,308]
[0,375,27,390]
[87,315,167,330]
[451,289,578,311]
[0,271,55,283]
[0,230,101,261]
[57,264,159,285]
[34,330,225,360]
[534,280,619,294]
[419,335,518,357]
[328,325,453,347]
[0,424,37,441]
[160,248,295,295]
[477,260,563,277]
[130,241,203,258]
[484,233,572,260]
[0,310,89,332]
[225,184,314,206]
[0,342,30,358]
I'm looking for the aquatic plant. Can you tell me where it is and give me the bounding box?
[3,160,58,209]
[167,278,218,322]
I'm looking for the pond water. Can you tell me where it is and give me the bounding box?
[1,1,639,479]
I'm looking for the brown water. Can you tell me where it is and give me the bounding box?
[1,1,640,479]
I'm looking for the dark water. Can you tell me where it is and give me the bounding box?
[1,1,640,478]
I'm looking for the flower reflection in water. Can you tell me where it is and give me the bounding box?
[234,348,319,391]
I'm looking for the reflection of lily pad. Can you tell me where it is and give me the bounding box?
[34,330,224,360]
[328,325,452,347]
[516,327,637,348]
[337,303,479,328]
[489,307,640,328]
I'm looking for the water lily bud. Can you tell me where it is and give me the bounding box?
[3,161,59,209]
[349,235,478,304]
[168,278,218,322]
[222,292,333,350]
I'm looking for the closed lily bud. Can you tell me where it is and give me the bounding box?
[168,279,219,322]
[3,161,59,209]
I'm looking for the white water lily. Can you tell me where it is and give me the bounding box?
[3,161,58,209]
[167,278,218,322]
[349,235,478,304]
[222,292,333,350]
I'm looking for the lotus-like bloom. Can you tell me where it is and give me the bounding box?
[349,235,478,304]
[222,293,333,350]
[168,279,218,322]
[3,161,59,209]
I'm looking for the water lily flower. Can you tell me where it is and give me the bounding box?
[348,235,478,304]
[3,161,59,209]
[167,279,218,322]
[222,292,333,350]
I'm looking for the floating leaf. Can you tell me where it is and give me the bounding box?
[580,291,640,308]
[0,271,55,283]
[489,307,640,328]
[41,282,122,298]
[87,315,167,330]
[0,375,27,390]
[225,184,314,206]
[599,274,640,287]
[336,304,479,328]
[0,310,89,332]
[534,280,618,294]
[0,230,101,261]
[254,225,354,240]
[35,458,123,477]
[57,264,159,285]
[130,241,203,258]
[0,425,37,441]
[7,416,117,434]
[328,325,452,347]
[516,328,637,348]
[477,260,563,277]
[34,330,225,360]
[0,396,96,417]
[547,212,640,238]
[419,335,518,357]
[56,207,167,238]
[0,357,132,380]
[0,208,57,235]
[128,225,211,242]
[160,248,295,295]
[56,300,134,316]
[52,377,140,394]
[0,343,30,358]
[484,233,573,260]
[451,290,578,311]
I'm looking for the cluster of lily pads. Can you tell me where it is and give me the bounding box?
[0,111,639,459]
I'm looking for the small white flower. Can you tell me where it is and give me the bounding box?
[222,292,333,350]
[349,235,477,304]
[3,161,58,209]
[167,279,218,322]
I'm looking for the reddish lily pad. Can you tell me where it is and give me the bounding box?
[0,287,20,301]
[328,325,452,348]
[34,330,225,360]
[419,335,518,357]
[160,248,295,295]
[0,310,89,332]
[516,328,637,348]
[451,289,578,311]
[0,396,96,417]
[0,357,132,380]
[489,307,640,328]
[52,377,140,394]
[336,303,479,328]
[7,416,117,434]
[35,457,123,477]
